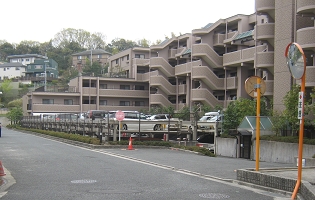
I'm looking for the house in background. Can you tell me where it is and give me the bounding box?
[72,49,112,73]
[7,54,48,65]
[0,62,26,80]
[24,58,59,85]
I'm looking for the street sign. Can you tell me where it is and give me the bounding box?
[298,92,304,119]
[115,110,125,121]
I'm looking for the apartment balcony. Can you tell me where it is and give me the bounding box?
[82,87,97,95]
[136,72,150,82]
[192,43,223,68]
[296,27,315,49]
[82,104,97,111]
[296,66,315,87]
[191,88,224,108]
[256,51,274,69]
[175,60,202,76]
[226,77,238,89]
[169,49,177,59]
[296,0,315,15]
[99,105,148,112]
[256,0,275,13]
[213,33,225,46]
[264,80,274,96]
[175,47,186,58]
[150,76,176,95]
[150,57,175,77]
[32,104,80,113]
[255,23,275,41]
[150,94,173,108]
[99,89,149,98]
[223,45,267,67]
[223,31,238,44]
[192,66,224,90]
[134,58,149,66]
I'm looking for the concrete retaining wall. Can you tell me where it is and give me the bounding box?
[216,137,237,158]
[216,138,315,164]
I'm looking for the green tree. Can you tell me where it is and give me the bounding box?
[15,40,40,54]
[105,38,138,54]
[83,60,102,76]
[7,98,22,108]
[0,42,15,61]
[0,79,13,105]
[282,84,301,135]
[222,97,269,134]
[7,106,23,125]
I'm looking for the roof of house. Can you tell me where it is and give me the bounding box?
[7,54,48,59]
[233,30,254,41]
[72,49,112,56]
[0,62,26,68]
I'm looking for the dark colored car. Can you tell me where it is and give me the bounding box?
[196,134,214,143]
[85,110,107,120]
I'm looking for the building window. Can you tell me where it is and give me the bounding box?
[121,57,124,61]
[120,85,130,90]
[26,59,29,61]
[119,101,130,106]
[35,65,43,69]
[77,56,82,59]
[135,101,144,106]
[98,55,102,58]
[137,70,145,74]
[127,55,129,60]
[100,84,107,89]
[28,66,31,69]
[64,99,73,105]
[15,67,20,70]
[3,68,5,71]
[100,100,107,105]
[135,54,145,59]
[42,99,54,104]
[115,59,118,64]
[135,85,144,90]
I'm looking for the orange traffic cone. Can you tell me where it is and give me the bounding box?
[127,137,134,150]
[0,161,6,176]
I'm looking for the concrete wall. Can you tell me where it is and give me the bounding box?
[216,137,237,158]
[216,137,315,164]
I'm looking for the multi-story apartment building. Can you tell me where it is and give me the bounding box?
[72,49,112,73]
[23,0,315,116]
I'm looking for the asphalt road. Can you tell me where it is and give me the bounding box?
[0,127,295,200]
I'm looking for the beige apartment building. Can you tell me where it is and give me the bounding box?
[23,0,315,115]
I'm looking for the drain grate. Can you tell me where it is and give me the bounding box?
[199,193,230,199]
[71,179,97,184]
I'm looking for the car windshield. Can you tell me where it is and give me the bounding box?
[199,116,210,121]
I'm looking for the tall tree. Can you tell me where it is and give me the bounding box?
[15,40,41,55]
[0,42,15,61]
[105,38,138,54]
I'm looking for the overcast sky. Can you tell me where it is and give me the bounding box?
[1,0,255,44]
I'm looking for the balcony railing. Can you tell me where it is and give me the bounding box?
[150,57,175,77]
[256,0,275,12]
[175,60,202,76]
[32,104,81,113]
[223,45,267,66]
[192,43,223,68]
[297,27,315,49]
[256,23,275,40]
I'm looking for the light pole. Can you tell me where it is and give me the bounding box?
[44,60,49,91]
